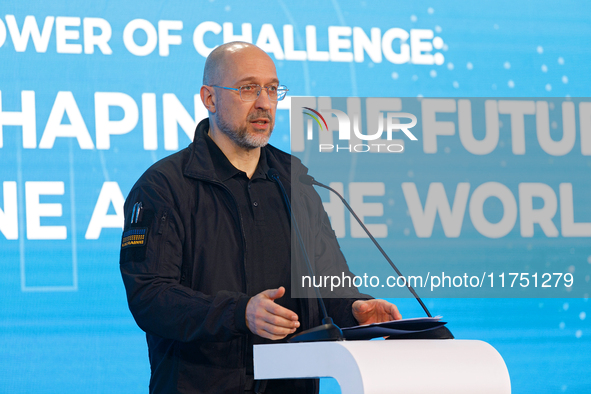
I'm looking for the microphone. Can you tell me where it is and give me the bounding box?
[299,173,434,318]
[267,169,343,342]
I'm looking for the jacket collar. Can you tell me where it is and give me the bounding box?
[184,118,275,182]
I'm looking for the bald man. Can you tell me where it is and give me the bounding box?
[120,42,401,394]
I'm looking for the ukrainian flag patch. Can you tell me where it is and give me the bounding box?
[121,227,148,249]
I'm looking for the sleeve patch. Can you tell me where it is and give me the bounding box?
[121,227,149,249]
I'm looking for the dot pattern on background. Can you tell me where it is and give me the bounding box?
[436,22,573,95]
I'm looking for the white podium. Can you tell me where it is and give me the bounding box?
[254,340,510,393]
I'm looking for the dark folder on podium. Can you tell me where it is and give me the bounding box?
[342,317,451,340]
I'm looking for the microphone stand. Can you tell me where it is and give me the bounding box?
[300,174,454,339]
[300,173,433,317]
[267,169,343,342]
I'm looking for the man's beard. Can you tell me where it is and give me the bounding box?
[216,109,274,150]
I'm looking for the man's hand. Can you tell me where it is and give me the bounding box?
[246,287,300,340]
[352,299,402,325]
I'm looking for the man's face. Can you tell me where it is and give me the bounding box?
[213,47,278,150]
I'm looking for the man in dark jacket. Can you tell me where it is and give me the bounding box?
[120,41,401,393]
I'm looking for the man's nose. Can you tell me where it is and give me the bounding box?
[254,88,272,110]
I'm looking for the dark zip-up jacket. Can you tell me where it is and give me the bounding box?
[120,119,365,393]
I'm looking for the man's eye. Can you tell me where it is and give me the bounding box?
[241,85,257,91]
[267,86,278,92]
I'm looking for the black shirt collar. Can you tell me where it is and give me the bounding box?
[204,132,270,182]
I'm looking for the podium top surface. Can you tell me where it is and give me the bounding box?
[254,340,511,394]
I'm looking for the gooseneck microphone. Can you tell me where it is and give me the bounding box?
[267,168,343,342]
[299,173,433,318]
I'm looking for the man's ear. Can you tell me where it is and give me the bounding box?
[200,85,216,113]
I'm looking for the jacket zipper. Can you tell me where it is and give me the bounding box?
[288,167,315,331]
[158,211,168,234]
[202,179,250,375]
